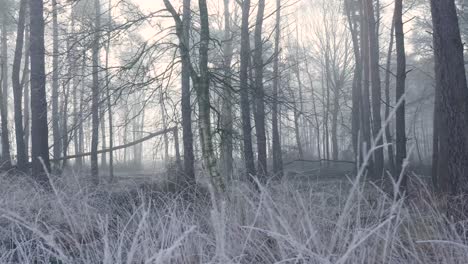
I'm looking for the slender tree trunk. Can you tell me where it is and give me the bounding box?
[360,0,373,173]
[240,0,256,178]
[304,52,321,161]
[384,19,395,176]
[272,0,283,176]
[106,1,114,181]
[90,0,101,184]
[179,0,196,185]
[430,0,468,196]
[23,19,30,162]
[254,0,268,180]
[394,0,407,189]
[30,0,51,188]
[220,0,234,181]
[12,0,27,171]
[366,0,384,177]
[345,0,362,164]
[331,80,340,161]
[100,109,107,167]
[0,22,12,168]
[51,0,61,166]
[198,0,225,196]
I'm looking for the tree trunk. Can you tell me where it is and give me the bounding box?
[304,55,321,161]
[272,0,283,177]
[106,0,114,181]
[179,0,196,185]
[360,0,373,173]
[431,0,468,196]
[345,0,362,165]
[23,18,30,163]
[240,0,256,178]
[30,0,51,188]
[383,19,395,176]
[12,0,27,171]
[91,0,101,184]
[394,0,407,190]
[1,21,12,168]
[51,0,61,166]
[366,0,384,177]
[254,0,268,180]
[220,0,234,181]
[197,0,225,198]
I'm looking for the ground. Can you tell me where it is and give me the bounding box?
[0,161,466,263]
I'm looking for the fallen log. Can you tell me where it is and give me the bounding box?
[51,127,178,162]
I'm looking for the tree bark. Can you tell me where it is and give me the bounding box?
[345,0,362,165]
[394,0,407,189]
[365,0,384,177]
[29,0,51,188]
[220,0,234,181]
[272,0,283,176]
[254,0,268,180]
[51,0,62,167]
[180,0,196,185]
[106,0,114,181]
[360,0,373,173]
[12,0,28,171]
[431,0,468,196]
[90,0,101,184]
[1,21,12,169]
[240,0,256,178]
[197,0,225,195]
[23,17,30,163]
[383,19,395,176]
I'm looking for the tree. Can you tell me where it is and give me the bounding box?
[345,0,362,164]
[431,0,468,196]
[51,0,61,166]
[253,0,268,179]
[30,0,51,188]
[220,0,234,180]
[163,0,225,195]
[181,0,195,185]
[240,0,256,178]
[106,0,114,181]
[90,0,101,184]
[394,0,407,188]
[12,0,28,171]
[1,14,11,169]
[360,0,373,173]
[383,19,395,176]
[272,0,283,176]
[365,0,384,177]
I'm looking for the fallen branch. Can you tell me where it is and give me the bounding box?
[51,127,178,162]
[284,159,355,167]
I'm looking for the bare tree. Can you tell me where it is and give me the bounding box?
[365,0,384,177]
[394,0,407,189]
[272,0,283,176]
[431,0,468,196]
[90,0,101,184]
[30,0,51,188]
[0,16,11,169]
[181,0,195,185]
[220,0,234,180]
[12,0,27,171]
[253,0,268,179]
[240,0,256,178]
[52,0,62,167]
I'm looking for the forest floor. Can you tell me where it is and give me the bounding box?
[0,162,466,263]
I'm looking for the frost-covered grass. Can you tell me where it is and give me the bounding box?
[0,169,466,263]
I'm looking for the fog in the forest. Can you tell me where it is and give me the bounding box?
[0,0,467,263]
